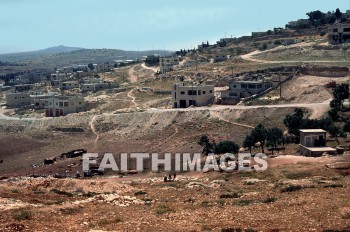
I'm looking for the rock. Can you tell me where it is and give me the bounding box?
[211,180,226,185]
[186,182,210,188]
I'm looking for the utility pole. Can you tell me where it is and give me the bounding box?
[279,73,282,98]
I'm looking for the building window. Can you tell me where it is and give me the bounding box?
[180,91,185,94]
[333,28,338,33]
[209,90,213,93]
[198,90,201,95]
[59,102,63,107]
[203,91,206,94]
[64,102,68,107]
[79,102,82,105]
[344,28,350,32]
[257,84,263,89]
[241,84,247,88]
[188,90,197,95]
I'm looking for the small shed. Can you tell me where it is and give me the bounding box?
[299,129,336,157]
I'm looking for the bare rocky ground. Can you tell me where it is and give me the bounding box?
[0,154,350,231]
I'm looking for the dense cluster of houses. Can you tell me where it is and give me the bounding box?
[3,61,121,117]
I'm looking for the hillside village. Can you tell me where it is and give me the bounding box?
[1,7,350,232]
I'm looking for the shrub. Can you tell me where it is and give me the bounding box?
[281,185,303,193]
[219,193,242,199]
[324,184,343,188]
[233,200,253,206]
[134,191,148,196]
[262,197,277,203]
[155,204,173,215]
[50,189,73,197]
[12,210,32,221]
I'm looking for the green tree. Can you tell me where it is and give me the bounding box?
[330,99,342,111]
[335,8,342,19]
[328,125,345,145]
[328,108,340,122]
[197,135,214,155]
[243,134,256,153]
[283,108,304,138]
[214,141,240,154]
[88,63,94,70]
[266,128,283,155]
[333,83,349,108]
[251,124,267,153]
[344,120,350,133]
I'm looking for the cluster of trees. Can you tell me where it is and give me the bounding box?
[243,124,286,155]
[145,55,160,66]
[198,124,287,156]
[197,135,239,155]
[286,8,347,30]
[175,48,196,56]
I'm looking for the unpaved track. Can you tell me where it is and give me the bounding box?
[209,110,254,129]
[128,65,138,83]
[240,42,349,64]
[141,63,158,72]
[90,115,100,150]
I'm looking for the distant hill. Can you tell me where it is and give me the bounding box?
[0,45,84,62]
[0,46,173,70]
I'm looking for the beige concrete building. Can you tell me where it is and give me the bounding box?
[212,54,229,63]
[220,80,272,104]
[96,62,115,72]
[172,82,214,108]
[299,129,336,157]
[45,95,86,117]
[6,92,31,108]
[328,23,350,44]
[159,57,179,73]
[15,84,32,92]
[61,81,79,90]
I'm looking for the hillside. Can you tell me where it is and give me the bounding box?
[0,47,173,70]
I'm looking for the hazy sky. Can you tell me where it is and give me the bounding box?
[0,0,349,53]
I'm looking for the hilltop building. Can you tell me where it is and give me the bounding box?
[328,23,350,44]
[220,80,272,104]
[172,82,214,108]
[212,54,229,63]
[159,57,179,73]
[45,95,86,117]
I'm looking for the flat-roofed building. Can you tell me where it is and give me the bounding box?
[15,84,32,92]
[159,57,179,74]
[172,82,214,108]
[45,95,86,117]
[221,80,272,104]
[6,92,31,108]
[299,129,336,156]
[328,22,350,44]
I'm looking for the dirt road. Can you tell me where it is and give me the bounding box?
[240,42,349,64]
[141,63,158,72]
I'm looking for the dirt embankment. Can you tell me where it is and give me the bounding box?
[300,66,349,77]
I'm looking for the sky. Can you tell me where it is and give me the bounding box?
[0,0,349,54]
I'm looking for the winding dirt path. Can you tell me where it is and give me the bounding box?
[128,65,138,83]
[90,115,100,151]
[209,111,254,129]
